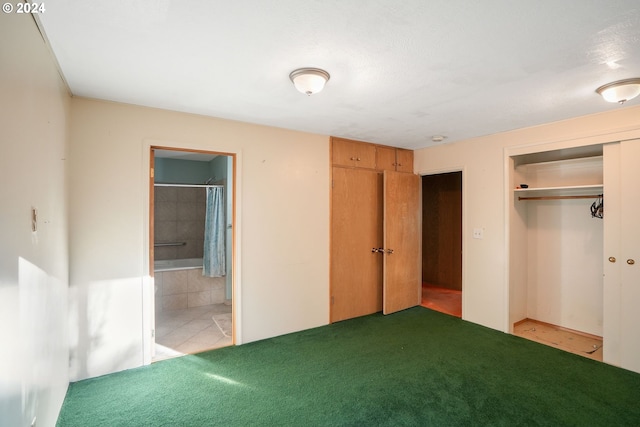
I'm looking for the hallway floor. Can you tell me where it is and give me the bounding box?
[421,284,462,318]
[154,303,232,362]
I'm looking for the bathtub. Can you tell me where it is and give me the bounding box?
[154,257,203,272]
[154,257,225,309]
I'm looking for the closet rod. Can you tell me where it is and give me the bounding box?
[154,183,224,188]
[518,194,602,201]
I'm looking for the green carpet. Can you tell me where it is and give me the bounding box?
[57,307,640,426]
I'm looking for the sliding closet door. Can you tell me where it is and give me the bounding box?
[604,139,640,374]
[383,171,421,314]
[619,140,640,374]
[603,142,622,367]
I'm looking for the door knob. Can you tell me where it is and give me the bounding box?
[627,259,635,265]
[608,257,616,263]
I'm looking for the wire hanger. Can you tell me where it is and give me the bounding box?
[590,195,603,219]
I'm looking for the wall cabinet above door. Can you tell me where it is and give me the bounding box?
[331,137,413,173]
[332,137,376,169]
[376,146,414,173]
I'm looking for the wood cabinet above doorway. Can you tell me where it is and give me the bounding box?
[331,137,414,173]
[376,145,414,173]
[331,137,376,169]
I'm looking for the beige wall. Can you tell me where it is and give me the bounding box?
[414,105,640,333]
[68,98,330,380]
[0,13,71,427]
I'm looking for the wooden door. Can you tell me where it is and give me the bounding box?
[330,167,383,322]
[383,170,421,314]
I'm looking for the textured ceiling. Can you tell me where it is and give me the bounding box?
[37,1,640,149]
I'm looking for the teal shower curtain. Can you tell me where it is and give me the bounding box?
[203,187,226,277]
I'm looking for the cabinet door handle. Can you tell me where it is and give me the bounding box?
[628,259,635,265]
[608,257,616,263]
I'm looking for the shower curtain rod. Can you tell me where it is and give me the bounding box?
[154,183,224,188]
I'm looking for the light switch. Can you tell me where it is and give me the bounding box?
[473,228,484,239]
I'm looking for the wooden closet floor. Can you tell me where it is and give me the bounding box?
[421,284,462,318]
[514,319,603,362]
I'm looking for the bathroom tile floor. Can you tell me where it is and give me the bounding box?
[154,303,232,362]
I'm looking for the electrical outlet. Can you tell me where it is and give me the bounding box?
[473,228,484,239]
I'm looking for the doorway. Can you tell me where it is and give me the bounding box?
[150,147,235,361]
[421,171,462,317]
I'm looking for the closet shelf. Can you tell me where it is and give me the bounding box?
[515,184,603,200]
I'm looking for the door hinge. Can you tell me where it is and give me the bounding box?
[151,329,155,338]
[331,296,335,305]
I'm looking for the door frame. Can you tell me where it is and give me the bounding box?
[418,166,465,319]
[141,140,242,365]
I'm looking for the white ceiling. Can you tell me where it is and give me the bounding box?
[37,1,640,150]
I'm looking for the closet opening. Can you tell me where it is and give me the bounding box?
[150,147,235,362]
[421,171,462,318]
[508,145,604,361]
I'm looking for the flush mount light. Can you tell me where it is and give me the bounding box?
[289,68,330,96]
[595,78,640,104]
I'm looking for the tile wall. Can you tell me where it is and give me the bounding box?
[155,268,226,312]
[154,186,206,260]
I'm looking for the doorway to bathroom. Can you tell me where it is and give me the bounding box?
[150,147,235,361]
[421,171,463,318]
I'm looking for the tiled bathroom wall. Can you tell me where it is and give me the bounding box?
[155,268,226,312]
[154,186,206,260]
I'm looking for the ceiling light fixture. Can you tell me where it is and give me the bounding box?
[595,78,640,104]
[289,68,330,96]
